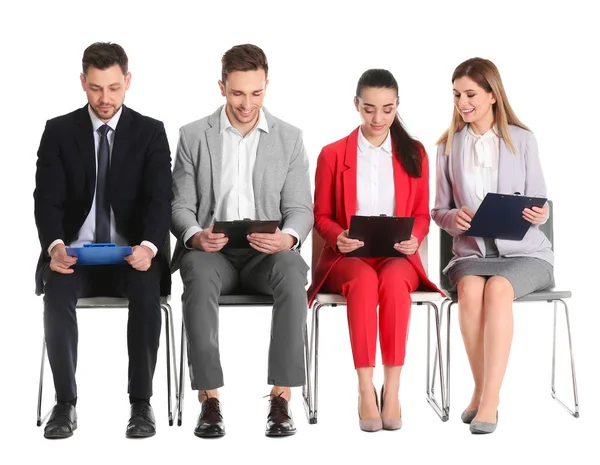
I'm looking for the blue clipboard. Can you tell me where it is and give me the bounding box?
[66,243,133,265]
[465,193,547,240]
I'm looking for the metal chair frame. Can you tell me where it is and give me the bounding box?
[435,200,579,419]
[37,296,178,426]
[303,235,448,424]
[176,294,311,426]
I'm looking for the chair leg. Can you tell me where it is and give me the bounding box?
[551,299,580,417]
[311,303,321,424]
[162,304,174,426]
[168,303,179,414]
[426,300,450,421]
[302,321,315,424]
[37,337,46,426]
[177,320,186,426]
[446,300,452,414]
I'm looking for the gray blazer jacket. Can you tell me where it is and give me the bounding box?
[170,106,313,270]
[431,124,553,272]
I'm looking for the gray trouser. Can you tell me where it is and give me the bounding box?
[180,248,309,390]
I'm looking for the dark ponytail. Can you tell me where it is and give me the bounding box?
[356,69,422,178]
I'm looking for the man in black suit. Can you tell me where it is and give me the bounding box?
[33,42,172,439]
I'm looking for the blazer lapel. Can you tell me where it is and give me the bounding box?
[74,106,96,201]
[253,122,274,207]
[342,128,359,227]
[206,113,222,206]
[109,105,132,191]
[392,151,410,217]
[450,126,466,195]
[497,132,515,194]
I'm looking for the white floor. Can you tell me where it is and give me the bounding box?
[4,288,593,465]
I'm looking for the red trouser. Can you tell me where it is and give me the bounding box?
[324,257,419,368]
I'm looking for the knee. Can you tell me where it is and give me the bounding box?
[128,265,160,293]
[180,251,218,286]
[43,270,78,304]
[345,268,378,299]
[457,278,484,312]
[270,252,309,286]
[484,276,514,301]
[379,273,412,296]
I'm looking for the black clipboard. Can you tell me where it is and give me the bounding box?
[347,215,414,257]
[465,193,547,240]
[213,219,279,249]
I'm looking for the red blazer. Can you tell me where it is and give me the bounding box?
[307,128,441,305]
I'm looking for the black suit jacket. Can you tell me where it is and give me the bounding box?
[34,105,173,296]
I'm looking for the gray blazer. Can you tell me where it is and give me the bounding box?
[431,124,553,272]
[170,106,313,270]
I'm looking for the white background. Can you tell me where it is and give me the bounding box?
[0,0,597,463]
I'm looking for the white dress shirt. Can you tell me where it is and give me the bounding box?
[184,106,299,249]
[216,106,268,221]
[463,124,500,209]
[48,105,157,256]
[356,128,395,216]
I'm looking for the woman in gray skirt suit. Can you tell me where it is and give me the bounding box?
[431,57,553,434]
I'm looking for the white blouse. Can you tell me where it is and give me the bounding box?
[356,128,395,216]
[463,124,500,208]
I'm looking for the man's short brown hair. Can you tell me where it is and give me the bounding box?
[221,44,268,83]
[82,42,128,75]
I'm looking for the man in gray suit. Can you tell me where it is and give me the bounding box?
[171,44,313,438]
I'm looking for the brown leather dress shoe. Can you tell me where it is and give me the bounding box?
[194,397,225,438]
[44,403,77,439]
[265,394,296,437]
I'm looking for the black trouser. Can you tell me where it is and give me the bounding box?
[42,262,162,402]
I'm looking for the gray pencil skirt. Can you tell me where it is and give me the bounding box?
[447,257,554,299]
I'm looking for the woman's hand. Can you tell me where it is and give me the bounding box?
[523,203,549,224]
[394,235,419,255]
[454,206,474,231]
[336,230,364,254]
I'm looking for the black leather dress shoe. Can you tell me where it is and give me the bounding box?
[194,397,225,438]
[126,402,156,438]
[265,394,296,437]
[44,403,77,439]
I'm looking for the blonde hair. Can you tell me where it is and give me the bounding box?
[437,57,530,154]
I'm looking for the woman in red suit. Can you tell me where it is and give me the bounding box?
[308,69,440,432]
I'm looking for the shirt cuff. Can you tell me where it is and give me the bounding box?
[183,226,203,250]
[281,228,300,250]
[48,239,64,256]
[140,240,158,257]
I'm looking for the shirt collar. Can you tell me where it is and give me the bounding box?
[358,126,393,155]
[467,123,499,141]
[88,104,122,133]
[219,105,269,135]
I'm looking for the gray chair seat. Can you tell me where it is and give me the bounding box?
[315,291,443,306]
[444,288,572,302]
[218,294,274,306]
[75,296,171,307]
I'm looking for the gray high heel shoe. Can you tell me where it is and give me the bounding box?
[470,412,498,434]
[461,409,478,424]
[380,386,402,430]
[358,388,383,432]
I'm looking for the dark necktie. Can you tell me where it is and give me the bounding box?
[95,124,111,243]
